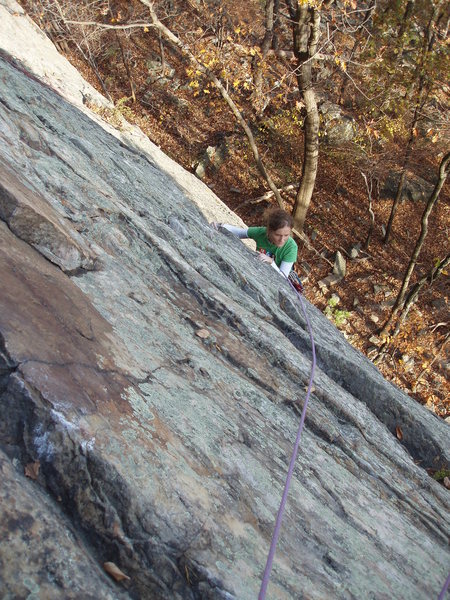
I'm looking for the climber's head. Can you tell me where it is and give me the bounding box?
[266,208,293,247]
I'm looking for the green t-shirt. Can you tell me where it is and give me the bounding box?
[247,227,298,266]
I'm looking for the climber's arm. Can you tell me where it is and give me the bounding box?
[211,223,249,239]
[272,261,294,277]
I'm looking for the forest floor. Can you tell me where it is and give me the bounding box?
[28,6,449,422]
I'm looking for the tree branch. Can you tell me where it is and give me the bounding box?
[379,151,450,339]
[137,0,285,207]
[65,20,157,31]
[63,2,286,207]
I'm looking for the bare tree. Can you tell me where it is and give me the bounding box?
[139,0,286,206]
[252,0,277,114]
[375,250,449,365]
[115,31,136,102]
[360,171,377,251]
[398,0,415,38]
[383,0,447,244]
[285,0,322,232]
[379,151,450,340]
[60,0,286,206]
[392,252,450,338]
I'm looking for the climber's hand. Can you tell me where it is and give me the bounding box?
[258,253,273,265]
[211,222,223,231]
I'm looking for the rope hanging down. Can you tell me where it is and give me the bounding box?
[259,278,316,599]
[258,277,448,599]
[438,573,450,599]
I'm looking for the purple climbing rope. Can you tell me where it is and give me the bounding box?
[258,279,316,599]
[438,573,450,599]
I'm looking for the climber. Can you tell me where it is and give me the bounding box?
[212,208,303,291]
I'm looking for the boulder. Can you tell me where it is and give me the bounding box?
[318,273,342,289]
[195,143,228,180]
[332,250,347,279]
[319,101,357,146]
[382,170,434,202]
[0,2,449,599]
[146,53,176,81]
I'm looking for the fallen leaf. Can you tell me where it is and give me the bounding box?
[395,426,403,440]
[196,328,210,339]
[103,562,130,582]
[24,461,40,480]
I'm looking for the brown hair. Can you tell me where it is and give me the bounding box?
[265,208,293,233]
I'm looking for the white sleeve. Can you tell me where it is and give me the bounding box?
[271,260,293,277]
[220,224,249,239]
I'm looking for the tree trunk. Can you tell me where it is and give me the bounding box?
[379,151,450,339]
[361,171,375,250]
[375,251,449,365]
[115,32,136,102]
[73,39,113,102]
[338,1,376,105]
[384,168,407,244]
[272,0,280,50]
[287,1,321,233]
[338,37,359,105]
[384,2,444,244]
[398,0,415,38]
[252,0,276,114]
[383,102,420,244]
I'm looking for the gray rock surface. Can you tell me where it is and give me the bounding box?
[319,101,356,146]
[0,449,129,600]
[383,170,435,203]
[0,2,449,599]
[195,143,228,180]
[0,162,96,272]
[332,250,347,279]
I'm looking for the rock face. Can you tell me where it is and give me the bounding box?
[0,2,449,599]
[0,163,96,272]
